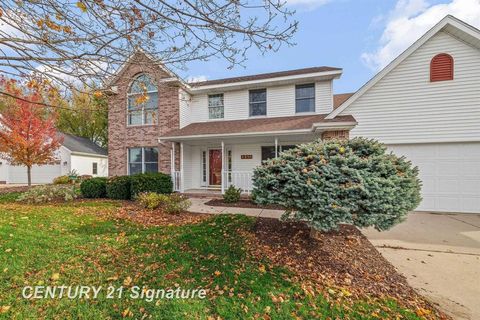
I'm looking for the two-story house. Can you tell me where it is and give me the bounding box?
[107,15,480,214]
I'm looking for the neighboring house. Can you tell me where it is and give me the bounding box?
[0,133,108,184]
[106,15,480,214]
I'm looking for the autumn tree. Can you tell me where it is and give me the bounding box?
[0,78,63,186]
[0,0,298,101]
[56,85,108,147]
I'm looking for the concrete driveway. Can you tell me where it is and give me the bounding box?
[362,212,480,320]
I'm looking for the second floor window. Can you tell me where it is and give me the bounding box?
[208,94,224,119]
[296,83,315,113]
[127,74,158,125]
[249,89,267,116]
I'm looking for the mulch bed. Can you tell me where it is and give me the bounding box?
[247,218,449,319]
[205,199,285,210]
[0,186,30,194]
[87,201,210,227]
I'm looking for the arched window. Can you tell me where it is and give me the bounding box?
[430,53,454,82]
[127,74,158,125]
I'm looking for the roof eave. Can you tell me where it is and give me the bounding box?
[189,70,343,93]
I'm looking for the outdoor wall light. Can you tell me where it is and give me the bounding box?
[63,161,68,166]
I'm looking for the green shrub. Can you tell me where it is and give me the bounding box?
[252,138,422,232]
[53,175,71,185]
[136,192,191,214]
[17,185,79,204]
[223,185,241,203]
[106,176,132,200]
[80,177,107,198]
[130,172,173,196]
[136,192,169,209]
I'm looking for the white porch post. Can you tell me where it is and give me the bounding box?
[180,142,184,193]
[221,140,225,194]
[274,137,278,157]
[171,142,175,173]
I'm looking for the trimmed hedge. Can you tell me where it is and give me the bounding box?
[130,172,173,196]
[80,177,107,198]
[106,176,132,200]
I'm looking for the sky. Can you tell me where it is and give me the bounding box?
[179,0,480,94]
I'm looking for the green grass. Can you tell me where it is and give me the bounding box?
[0,198,424,319]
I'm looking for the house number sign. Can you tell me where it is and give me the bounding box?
[241,155,253,160]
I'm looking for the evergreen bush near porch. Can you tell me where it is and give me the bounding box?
[80,177,107,198]
[252,138,422,232]
[130,172,173,196]
[106,176,132,200]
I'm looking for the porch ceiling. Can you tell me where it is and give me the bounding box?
[167,132,322,146]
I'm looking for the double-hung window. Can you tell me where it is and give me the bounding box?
[127,74,158,125]
[128,147,158,175]
[208,94,224,119]
[295,83,315,113]
[249,89,267,116]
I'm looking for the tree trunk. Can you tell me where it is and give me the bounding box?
[27,166,31,187]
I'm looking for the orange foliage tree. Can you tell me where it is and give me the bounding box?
[0,78,63,186]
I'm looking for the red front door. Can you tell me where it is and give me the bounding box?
[209,149,222,186]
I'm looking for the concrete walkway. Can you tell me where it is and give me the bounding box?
[188,198,284,218]
[363,212,480,320]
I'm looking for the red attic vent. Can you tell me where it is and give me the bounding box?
[430,53,454,82]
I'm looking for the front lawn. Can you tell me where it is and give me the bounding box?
[0,197,442,319]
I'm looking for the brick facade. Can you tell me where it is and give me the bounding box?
[107,52,180,176]
[321,130,350,140]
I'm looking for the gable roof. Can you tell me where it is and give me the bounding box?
[105,50,190,90]
[190,66,342,87]
[160,114,356,140]
[333,93,355,109]
[326,15,480,119]
[59,133,107,157]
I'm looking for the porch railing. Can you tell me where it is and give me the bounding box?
[223,170,254,194]
[172,171,182,192]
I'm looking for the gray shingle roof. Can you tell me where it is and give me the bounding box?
[58,132,107,156]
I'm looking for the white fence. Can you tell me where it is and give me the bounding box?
[172,171,182,192]
[223,171,254,194]
[172,170,254,194]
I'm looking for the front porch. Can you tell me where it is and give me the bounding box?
[168,133,320,195]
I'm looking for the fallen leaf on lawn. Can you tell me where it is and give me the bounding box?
[214,271,221,277]
[416,308,431,317]
[5,249,12,253]
[258,265,266,273]
[123,276,132,286]
[3,268,7,273]
[51,273,60,281]
[0,306,11,313]
[107,275,119,281]
[121,308,133,317]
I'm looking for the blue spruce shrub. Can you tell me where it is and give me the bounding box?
[252,138,422,232]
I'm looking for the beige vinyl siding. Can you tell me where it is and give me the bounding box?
[179,89,191,128]
[187,80,334,123]
[340,31,480,144]
[315,80,333,114]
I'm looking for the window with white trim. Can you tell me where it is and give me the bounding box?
[208,94,224,119]
[127,74,158,125]
[92,162,98,175]
[249,89,267,116]
[295,83,315,113]
[128,147,158,175]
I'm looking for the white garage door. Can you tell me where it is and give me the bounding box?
[388,143,480,213]
[8,164,62,184]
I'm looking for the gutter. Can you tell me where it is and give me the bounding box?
[159,121,358,142]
